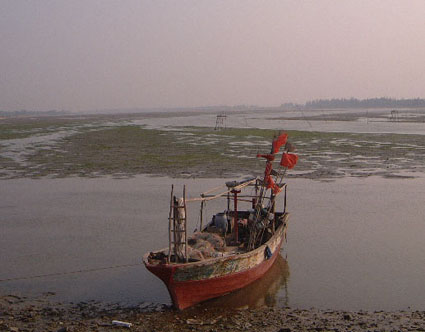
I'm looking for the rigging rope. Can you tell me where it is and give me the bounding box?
[0,262,144,283]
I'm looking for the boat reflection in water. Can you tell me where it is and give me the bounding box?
[199,254,290,310]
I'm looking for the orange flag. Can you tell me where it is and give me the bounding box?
[280,153,298,169]
[272,133,288,154]
[265,175,281,194]
[257,153,275,161]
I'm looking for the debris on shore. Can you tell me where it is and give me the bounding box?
[2,294,425,332]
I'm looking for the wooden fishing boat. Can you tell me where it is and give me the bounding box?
[143,133,298,310]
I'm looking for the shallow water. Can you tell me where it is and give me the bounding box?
[1,175,425,310]
[135,108,425,135]
[288,175,425,311]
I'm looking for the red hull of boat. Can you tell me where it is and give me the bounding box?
[144,222,287,310]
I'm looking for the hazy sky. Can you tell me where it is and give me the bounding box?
[1,1,425,111]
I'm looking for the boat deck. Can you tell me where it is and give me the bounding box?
[223,245,245,254]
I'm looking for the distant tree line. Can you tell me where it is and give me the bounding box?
[303,97,425,109]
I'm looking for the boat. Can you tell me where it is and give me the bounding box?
[143,133,298,310]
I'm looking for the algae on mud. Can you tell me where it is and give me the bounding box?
[0,117,94,140]
[1,115,425,179]
[24,126,261,178]
[24,127,425,179]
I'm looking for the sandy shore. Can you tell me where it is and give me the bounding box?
[2,294,425,332]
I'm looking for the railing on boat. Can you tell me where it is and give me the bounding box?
[167,178,288,263]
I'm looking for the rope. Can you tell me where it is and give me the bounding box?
[0,262,144,283]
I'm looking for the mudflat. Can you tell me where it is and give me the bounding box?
[1,112,425,179]
[2,294,425,332]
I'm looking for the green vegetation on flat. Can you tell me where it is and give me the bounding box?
[1,116,425,179]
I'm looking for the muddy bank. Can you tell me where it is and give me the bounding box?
[1,118,425,179]
[2,294,425,332]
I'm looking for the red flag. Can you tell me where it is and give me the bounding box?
[263,162,277,192]
[272,133,288,154]
[264,162,272,187]
[266,175,274,189]
[265,175,281,194]
[256,153,275,161]
[280,153,298,169]
[272,184,282,194]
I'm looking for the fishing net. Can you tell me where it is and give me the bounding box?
[187,232,226,259]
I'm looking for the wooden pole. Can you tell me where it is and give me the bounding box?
[168,185,174,262]
[183,185,188,263]
[200,199,204,231]
[173,196,177,262]
[232,189,241,243]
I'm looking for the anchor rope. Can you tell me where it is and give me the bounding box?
[0,262,144,283]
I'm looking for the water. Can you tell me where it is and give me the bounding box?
[1,174,425,310]
[134,108,425,135]
[288,175,425,311]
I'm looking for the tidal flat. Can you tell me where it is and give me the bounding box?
[1,112,425,179]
